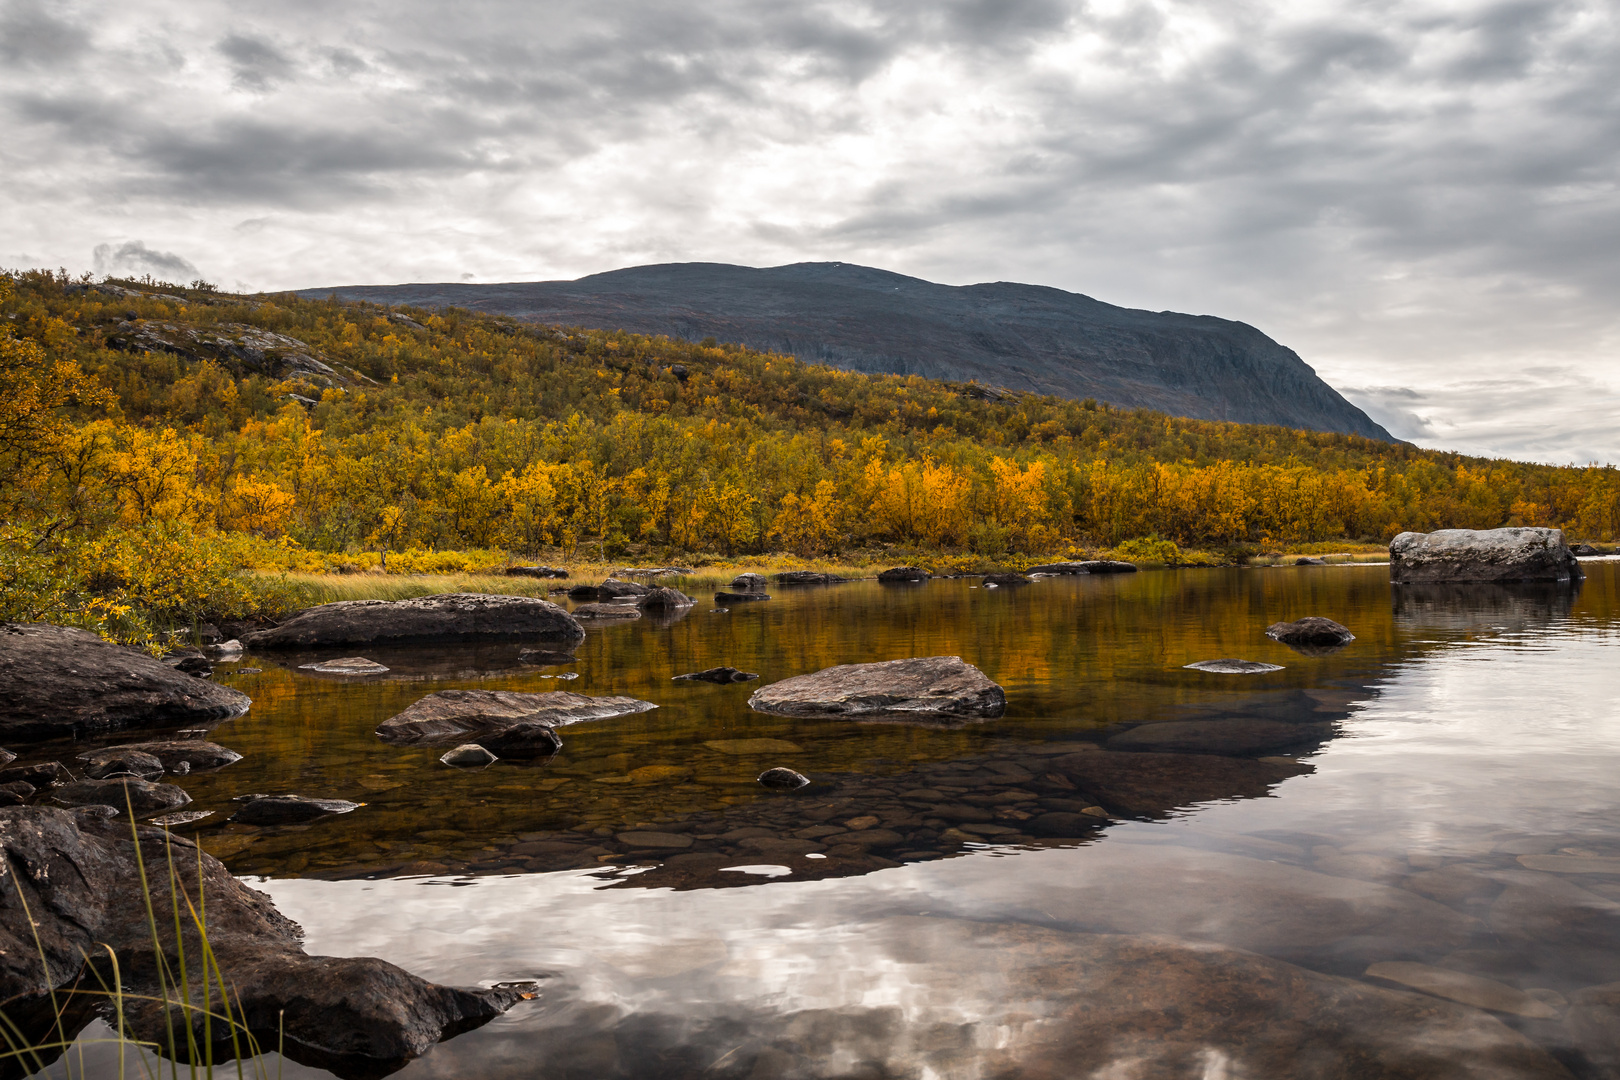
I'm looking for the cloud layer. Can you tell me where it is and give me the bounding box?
[2,0,1616,462]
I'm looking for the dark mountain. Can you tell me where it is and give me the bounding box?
[296,262,1393,439]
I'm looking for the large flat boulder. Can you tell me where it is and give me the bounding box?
[748,656,1005,720]
[376,689,657,744]
[0,807,519,1076]
[241,593,585,648]
[0,624,251,741]
[1390,528,1584,584]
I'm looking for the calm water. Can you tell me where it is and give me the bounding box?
[33,561,1620,1078]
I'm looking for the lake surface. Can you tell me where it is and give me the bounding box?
[34,561,1620,1078]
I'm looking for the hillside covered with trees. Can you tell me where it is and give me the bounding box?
[3,268,1617,641]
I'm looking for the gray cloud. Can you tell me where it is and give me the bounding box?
[2,0,1617,461]
[92,240,200,282]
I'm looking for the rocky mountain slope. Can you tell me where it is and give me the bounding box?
[297,262,1392,439]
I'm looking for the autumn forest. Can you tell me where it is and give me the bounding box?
[2,268,1616,642]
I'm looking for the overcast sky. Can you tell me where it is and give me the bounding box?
[3,0,1617,463]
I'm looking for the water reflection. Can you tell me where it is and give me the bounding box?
[20,563,1620,1078]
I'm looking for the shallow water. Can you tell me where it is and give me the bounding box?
[30,561,1620,1078]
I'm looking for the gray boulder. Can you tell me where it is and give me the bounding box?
[53,777,192,816]
[1265,617,1355,650]
[730,573,769,590]
[0,624,251,740]
[773,571,849,585]
[1390,528,1584,584]
[1025,562,1091,575]
[375,689,656,744]
[241,593,585,649]
[504,565,568,578]
[877,566,931,582]
[982,573,1031,586]
[749,656,1005,720]
[758,767,810,789]
[0,807,516,1075]
[82,739,242,773]
[637,586,695,609]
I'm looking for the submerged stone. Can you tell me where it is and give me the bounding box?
[570,603,642,620]
[441,744,498,767]
[229,794,361,825]
[1184,659,1286,674]
[84,739,242,773]
[1107,719,1331,755]
[1364,961,1561,1018]
[299,656,391,674]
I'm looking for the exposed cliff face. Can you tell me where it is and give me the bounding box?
[297,262,1394,439]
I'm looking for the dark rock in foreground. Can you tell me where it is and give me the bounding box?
[242,593,586,649]
[0,806,518,1076]
[230,795,362,825]
[82,739,242,773]
[674,667,759,683]
[0,762,71,788]
[1390,527,1584,585]
[504,565,569,578]
[749,656,1005,720]
[0,624,252,741]
[1266,617,1355,650]
[877,566,931,582]
[757,767,810,789]
[375,689,656,743]
[53,777,191,815]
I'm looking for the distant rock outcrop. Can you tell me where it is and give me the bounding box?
[1390,528,1584,585]
[300,262,1394,438]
